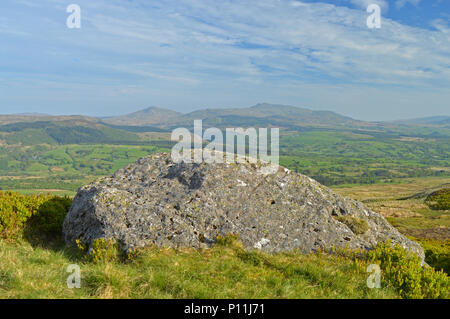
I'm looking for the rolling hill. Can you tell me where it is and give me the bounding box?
[2,103,449,147]
[102,106,183,127]
[0,119,141,145]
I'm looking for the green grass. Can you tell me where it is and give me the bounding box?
[0,239,399,299]
[0,184,448,299]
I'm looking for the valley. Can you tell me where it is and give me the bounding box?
[0,104,448,299]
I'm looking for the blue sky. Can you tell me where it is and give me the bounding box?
[0,0,449,121]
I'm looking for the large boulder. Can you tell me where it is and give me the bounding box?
[63,153,424,260]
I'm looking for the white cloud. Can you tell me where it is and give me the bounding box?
[6,0,449,89]
[2,0,449,118]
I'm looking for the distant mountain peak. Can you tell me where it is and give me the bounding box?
[102,106,183,126]
[252,102,295,108]
[131,106,180,114]
[102,103,360,128]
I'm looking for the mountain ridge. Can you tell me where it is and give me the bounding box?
[1,104,449,133]
[102,103,364,128]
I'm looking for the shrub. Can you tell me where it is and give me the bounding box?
[214,233,240,247]
[77,238,122,263]
[0,191,49,239]
[334,215,369,235]
[425,188,450,210]
[364,241,449,299]
[415,238,450,275]
[28,196,72,235]
[0,191,71,240]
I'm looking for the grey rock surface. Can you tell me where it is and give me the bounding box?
[63,153,424,260]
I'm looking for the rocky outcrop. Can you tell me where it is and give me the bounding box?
[63,153,424,261]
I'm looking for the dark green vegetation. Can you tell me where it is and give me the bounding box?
[0,193,447,299]
[0,120,141,145]
[425,188,450,211]
[0,191,71,240]
[357,241,448,299]
[415,238,449,275]
[0,115,174,194]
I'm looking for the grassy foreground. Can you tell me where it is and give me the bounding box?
[0,239,399,299]
[0,185,448,299]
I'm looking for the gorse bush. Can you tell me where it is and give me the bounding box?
[214,233,240,247]
[0,191,72,239]
[415,238,450,275]
[28,197,72,235]
[0,191,49,239]
[363,241,449,299]
[76,238,122,263]
[425,188,450,210]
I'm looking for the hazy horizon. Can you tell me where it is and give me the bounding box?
[1,102,450,123]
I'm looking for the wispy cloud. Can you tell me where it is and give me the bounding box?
[0,0,449,119]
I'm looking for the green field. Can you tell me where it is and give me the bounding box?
[0,144,169,195]
[1,128,448,194]
[280,130,449,185]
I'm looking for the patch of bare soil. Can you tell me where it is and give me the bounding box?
[402,227,450,241]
